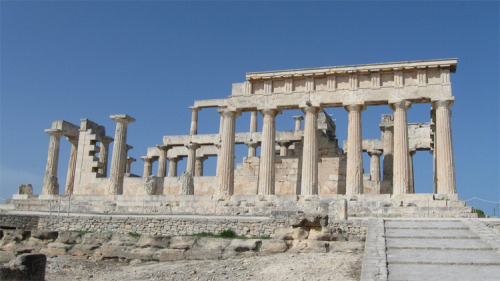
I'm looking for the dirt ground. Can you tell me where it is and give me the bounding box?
[45,251,363,281]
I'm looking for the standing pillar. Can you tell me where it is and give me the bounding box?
[108,114,135,195]
[293,116,304,131]
[141,156,157,177]
[157,145,170,177]
[250,111,258,133]
[433,100,456,194]
[409,150,416,193]
[258,109,279,195]
[345,104,365,196]
[195,156,207,176]
[189,107,200,135]
[278,141,291,157]
[168,157,179,177]
[64,137,79,194]
[42,129,64,195]
[301,106,321,195]
[380,114,394,193]
[186,143,200,175]
[98,136,113,177]
[246,142,259,157]
[126,157,136,174]
[368,150,382,182]
[217,109,239,197]
[390,100,411,195]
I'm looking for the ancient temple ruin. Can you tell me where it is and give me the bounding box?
[8,58,473,218]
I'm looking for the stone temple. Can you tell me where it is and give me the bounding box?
[5,58,475,218]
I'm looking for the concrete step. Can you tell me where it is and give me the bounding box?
[388,264,500,281]
[387,248,500,265]
[385,228,479,239]
[385,220,465,229]
[386,237,493,250]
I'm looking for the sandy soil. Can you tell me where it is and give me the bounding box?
[45,251,363,281]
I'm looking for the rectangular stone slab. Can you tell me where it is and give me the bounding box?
[386,237,492,250]
[385,228,479,238]
[387,248,500,265]
[385,220,466,229]
[388,264,500,281]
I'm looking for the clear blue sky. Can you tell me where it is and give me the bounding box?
[1,1,498,214]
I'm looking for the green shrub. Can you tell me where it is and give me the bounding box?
[475,209,485,215]
[128,232,141,238]
[219,229,237,238]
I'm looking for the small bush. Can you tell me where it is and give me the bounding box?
[475,209,485,215]
[219,229,237,238]
[128,232,141,238]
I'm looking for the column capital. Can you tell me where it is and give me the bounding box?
[300,106,321,115]
[185,142,200,150]
[127,157,136,163]
[343,103,366,112]
[195,155,208,161]
[140,156,157,163]
[100,136,114,145]
[409,149,417,156]
[167,156,180,162]
[389,100,412,111]
[432,99,454,109]
[368,149,383,157]
[66,136,78,145]
[218,108,242,118]
[259,108,280,117]
[110,114,135,125]
[189,106,201,112]
[45,129,63,138]
[277,141,292,146]
[292,115,304,121]
[126,144,133,152]
[379,114,394,130]
[156,144,172,151]
[245,141,259,148]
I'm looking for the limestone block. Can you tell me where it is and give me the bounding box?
[31,230,58,241]
[308,228,343,241]
[223,239,261,258]
[81,232,112,245]
[169,236,197,250]
[55,231,83,244]
[96,243,131,259]
[154,248,185,261]
[259,239,288,254]
[40,242,73,256]
[289,213,328,227]
[18,184,33,195]
[185,237,230,260]
[289,240,328,253]
[127,247,158,260]
[274,227,309,240]
[68,244,100,257]
[135,235,170,248]
[0,253,46,281]
[327,241,364,252]
[110,233,139,246]
[144,176,157,195]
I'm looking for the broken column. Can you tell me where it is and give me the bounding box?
[108,114,135,195]
[42,129,63,195]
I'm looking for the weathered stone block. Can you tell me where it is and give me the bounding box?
[259,239,288,254]
[0,253,46,281]
[169,236,197,250]
[289,213,328,227]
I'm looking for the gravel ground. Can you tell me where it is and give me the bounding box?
[45,251,363,281]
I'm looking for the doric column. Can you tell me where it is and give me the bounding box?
[42,129,63,195]
[301,106,321,195]
[246,141,259,157]
[168,157,179,177]
[98,136,113,177]
[380,115,394,193]
[250,111,258,133]
[368,150,382,182]
[186,143,200,174]
[293,116,304,131]
[126,157,136,174]
[108,114,135,195]
[409,150,416,193]
[433,99,456,194]
[390,100,411,195]
[64,137,79,195]
[195,156,207,176]
[258,109,279,195]
[278,141,291,157]
[345,104,365,196]
[156,145,170,177]
[141,156,158,177]
[217,109,240,197]
[189,107,200,135]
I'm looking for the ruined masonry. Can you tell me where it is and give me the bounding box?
[7,59,475,218]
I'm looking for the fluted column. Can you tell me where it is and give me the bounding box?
[156,145,170,177]
[42,129,63,195]
[168,157,179,177]
[391,100,411,195]
[217,109,239,197]
[250,111,258,133]
[301,106,321,195]
[380,115,394,194]
[246,141,259,157]
[186,143,200,174]
[126,157,136,173]
[433,100,456,194]
[98,136,113,176]
[108,114,135,195]
[189,107,200,135]
[258,109,279,195]
[345,104,365,196]
[64,137,79,194]
[409,150,416,193]
[195,156,207,176]
[293,116,304,131]
[368,150,382,182]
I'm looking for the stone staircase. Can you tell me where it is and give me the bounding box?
[384,219,500,281]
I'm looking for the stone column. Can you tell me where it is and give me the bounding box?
[141,156,157,177]
[293,116,304,131]
[380,115,394,193]
[186,143,200,175]
[156,145,170,177]
[108,114,135,195]
[368,150,382,182]
[189,107,200,135]
[409,150,416,193]
[278,141,291,156]
[98,136,113,177]
[42,129,63,195]
[250,111,258,133]
[258,109,279,195]
[217,109,239,197]
[64,137,79,194]
[126,157,136,174]
[433,100,456,194]
[195,156,207,176]
[301,106,321,195]
[168,157,179,177]
[246,141,259,157]
[345,104,365,196]
[390,100,411,195]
